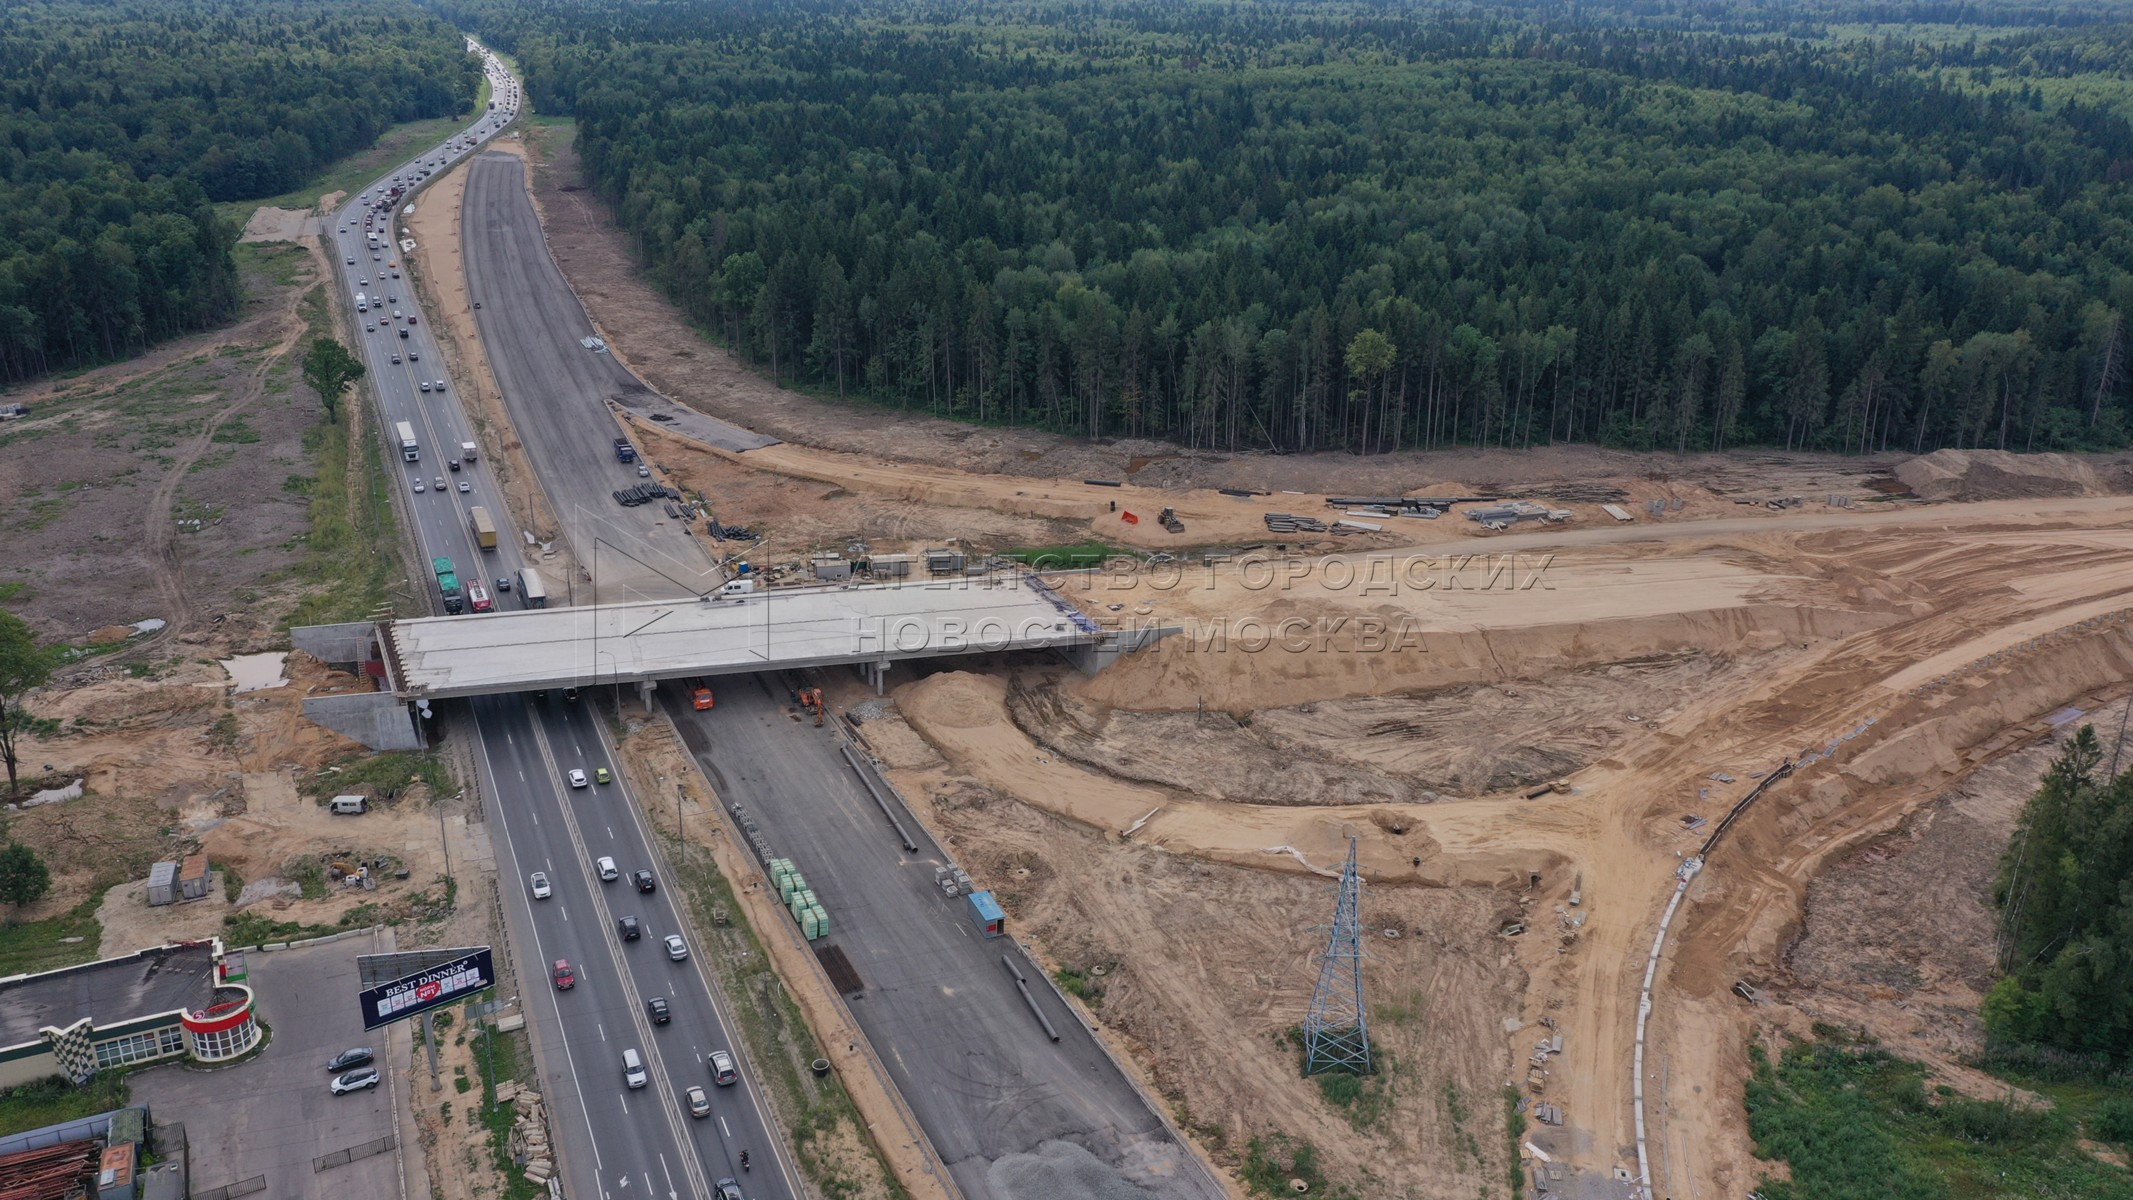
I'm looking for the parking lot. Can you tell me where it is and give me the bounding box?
[133,931,422,1200]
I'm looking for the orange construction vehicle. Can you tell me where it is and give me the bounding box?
[798,687,825,726]
[691,683,715,711]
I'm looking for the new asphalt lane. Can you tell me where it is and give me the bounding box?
[666,676,1227,1200]
[459,152,726,602]
[330,47,798,1200]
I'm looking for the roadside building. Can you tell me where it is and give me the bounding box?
[0,942,258,1087]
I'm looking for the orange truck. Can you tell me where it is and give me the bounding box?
[691,683,714,711]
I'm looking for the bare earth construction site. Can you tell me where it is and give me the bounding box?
[471,113,2133,1200]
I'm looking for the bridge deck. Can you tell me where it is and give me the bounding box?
[383,574,1102,698]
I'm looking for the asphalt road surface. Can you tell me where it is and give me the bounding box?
[667,675,1226,1200]
[460,153,733,603]
[330,47,800,1200]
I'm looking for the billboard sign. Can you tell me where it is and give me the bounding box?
[357,946,495,1030]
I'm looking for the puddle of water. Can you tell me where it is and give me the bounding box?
[222,652,288,693]
[133,618,166,636]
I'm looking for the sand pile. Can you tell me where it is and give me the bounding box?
[1894,449,2104,501]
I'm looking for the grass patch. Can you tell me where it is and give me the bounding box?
[662,838,906,1199]
[1504,1086,1527,1200]
[283,283,407,630]
[469,1021,543,1200]
[210,417,260,445]
[300,750,454,803]
[1238,1133,1357,1199]
[1052,964,1105,1008]
[0,895,104,977]
[1000,541,1128,571]
[221,912,340,946]
[0,1073,127,1137]
[288,859,328,901]
[1746,1031,2133,1200]
[232,241,311,289]
[1313,1056,1394,1132]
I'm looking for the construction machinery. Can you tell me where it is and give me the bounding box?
[797,686,825,726]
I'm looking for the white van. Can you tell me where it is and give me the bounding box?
[622,1049,647,1089]
[329,795,367,815]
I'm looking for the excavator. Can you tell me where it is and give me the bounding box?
[797,686,826,726]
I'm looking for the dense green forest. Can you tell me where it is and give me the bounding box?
[1987,726,2133,1057]
[435,0,2133,454]
[0,0,480,383]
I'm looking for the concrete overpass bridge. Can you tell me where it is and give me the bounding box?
[294,574,1168,749]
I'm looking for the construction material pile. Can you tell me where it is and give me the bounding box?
[612,483,682,507]
[1264,512,1329,534]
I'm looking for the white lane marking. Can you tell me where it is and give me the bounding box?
[598,1023,606,1043]
[718,1116,730,1138]
[471,702,606,1175]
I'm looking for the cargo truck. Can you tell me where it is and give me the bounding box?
[468,506,498,551]
[518,567,548,608]
[460,441,478,463]
[613,438,637,463]
[397,421,419,462]
[437,571,465,614]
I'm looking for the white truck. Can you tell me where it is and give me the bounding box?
[518,567,548,609]
[356,293,369,312]
[396,421,418,462]
[461,441,478,463]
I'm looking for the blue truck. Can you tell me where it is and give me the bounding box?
[613,438,637,463]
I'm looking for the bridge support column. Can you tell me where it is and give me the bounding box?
[638,678,655,714]
[858,659,891,694]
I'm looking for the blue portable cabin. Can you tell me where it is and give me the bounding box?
[965,890,1004,938]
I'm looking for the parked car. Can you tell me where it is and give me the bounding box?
[529,871,551,899]
[327,1047,374,1073]
[552,959,575,990]
[709,1049,737,1086]
[664,934,689,961]
[331,1067,381,1095]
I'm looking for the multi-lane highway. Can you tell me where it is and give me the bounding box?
[330,45,798,1200]
[445,52,1223,1200]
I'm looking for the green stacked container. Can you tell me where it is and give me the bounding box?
[806,905,829,939]
[769,859,795,897]
[789,888,817,921]
[780,871,809,905]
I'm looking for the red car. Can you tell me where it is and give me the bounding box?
[552,959,575,990]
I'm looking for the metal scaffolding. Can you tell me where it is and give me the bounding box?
[1304,836,1374,1076]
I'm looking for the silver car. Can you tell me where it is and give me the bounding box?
[664,934,688,961]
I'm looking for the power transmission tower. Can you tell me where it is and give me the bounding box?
[1304,836,1373,1076]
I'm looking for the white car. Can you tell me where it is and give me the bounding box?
[530,872,552,899]
[596,856,618,881]
[434,380,447,392]
[664,934,688,961]
[457,480,471,494]
[412,479,425,494]
[568,769,588,789]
